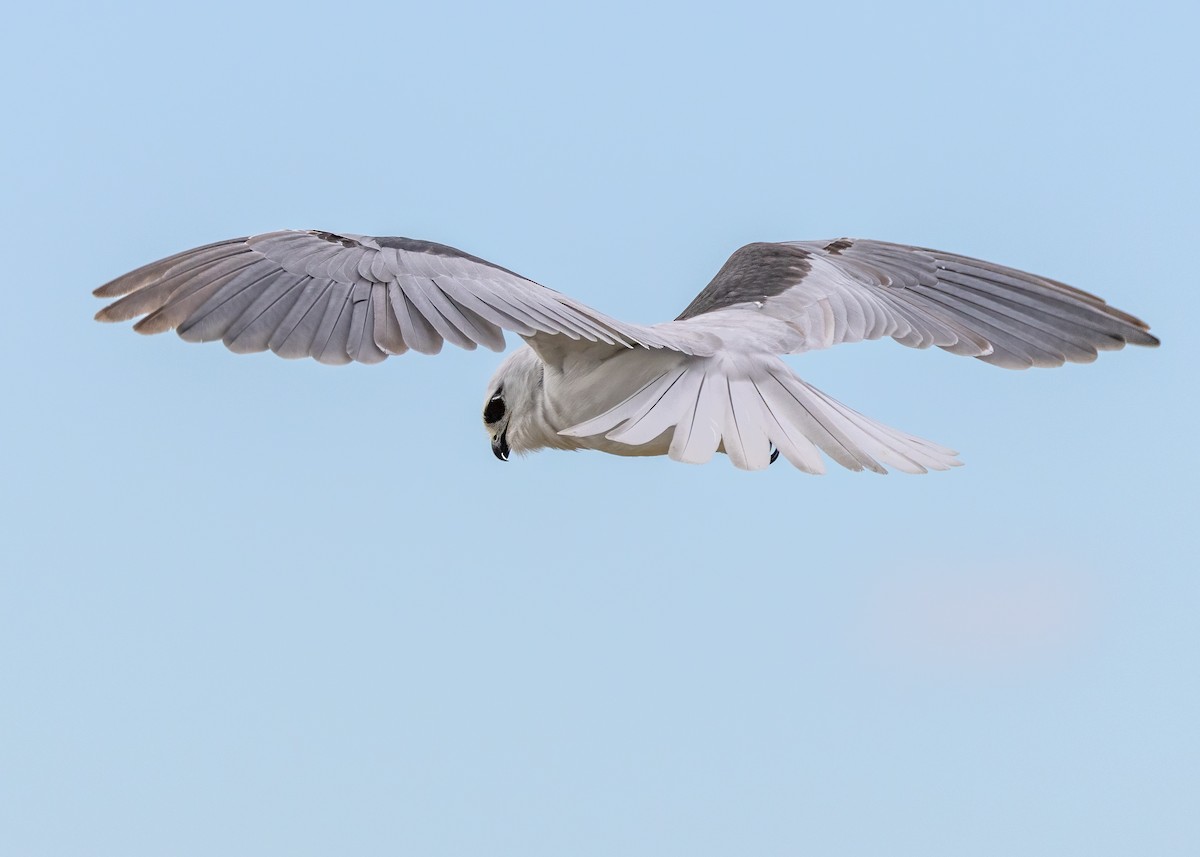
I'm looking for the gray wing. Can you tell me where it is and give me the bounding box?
[94,230,675,365]
[673,239,1159,368]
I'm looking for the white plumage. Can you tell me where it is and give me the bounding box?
[95,230,1159,474]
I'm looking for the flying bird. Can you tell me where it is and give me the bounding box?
[94,230,1159,474]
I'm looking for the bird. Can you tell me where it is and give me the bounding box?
[93,230,1159,474]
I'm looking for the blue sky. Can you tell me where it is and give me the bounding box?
[2,1,1196,855]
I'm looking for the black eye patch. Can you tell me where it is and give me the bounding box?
[483,395,506,425]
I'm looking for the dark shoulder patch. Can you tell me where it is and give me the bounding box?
[374,236,528,280]
[310,230,363,248]
[676,242,812,320]
[823,238,854,255]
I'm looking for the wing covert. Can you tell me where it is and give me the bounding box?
[672,238,1159,368]
[94,230,672,365]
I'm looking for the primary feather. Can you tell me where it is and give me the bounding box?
[95,229,1159,474]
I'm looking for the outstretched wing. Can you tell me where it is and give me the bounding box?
[94,230,674,366]
[672,239,1159,368]
[557,238,1160,473]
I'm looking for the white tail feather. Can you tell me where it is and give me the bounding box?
[559,354,961,474]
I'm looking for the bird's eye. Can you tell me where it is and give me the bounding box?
[483,395,506,425]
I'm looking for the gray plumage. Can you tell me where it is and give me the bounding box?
[94,229,1159,474]
[677,242,813,320]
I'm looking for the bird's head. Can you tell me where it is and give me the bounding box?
[482,346,545,461]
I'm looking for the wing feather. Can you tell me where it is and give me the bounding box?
[667,239,1158,367]
[388,280,443,355]
[371,282,408,356]
[177,265,290,343]
[398,275,478,351]
[121,255,259,333]
[919,277,1103,363]
[411,277,504,351]
[311,281,355,365]
[271,280,337,359]
[223,269,300,353]
[346,282,388,365]
[93,239,250,300]
[432,276,536,337]
[95,229,670,366]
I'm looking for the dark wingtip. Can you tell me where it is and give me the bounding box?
[93,280,128,299]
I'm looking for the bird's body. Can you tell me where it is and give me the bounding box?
[94,230,1159,474]
[499,344,688,459]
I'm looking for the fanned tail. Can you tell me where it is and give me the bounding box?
[559,354,962,474]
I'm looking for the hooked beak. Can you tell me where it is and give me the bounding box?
[492,430,510,462]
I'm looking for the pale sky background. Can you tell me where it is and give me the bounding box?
[2,1,1197,855]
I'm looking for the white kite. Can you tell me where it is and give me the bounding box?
[94,231,1158,473]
